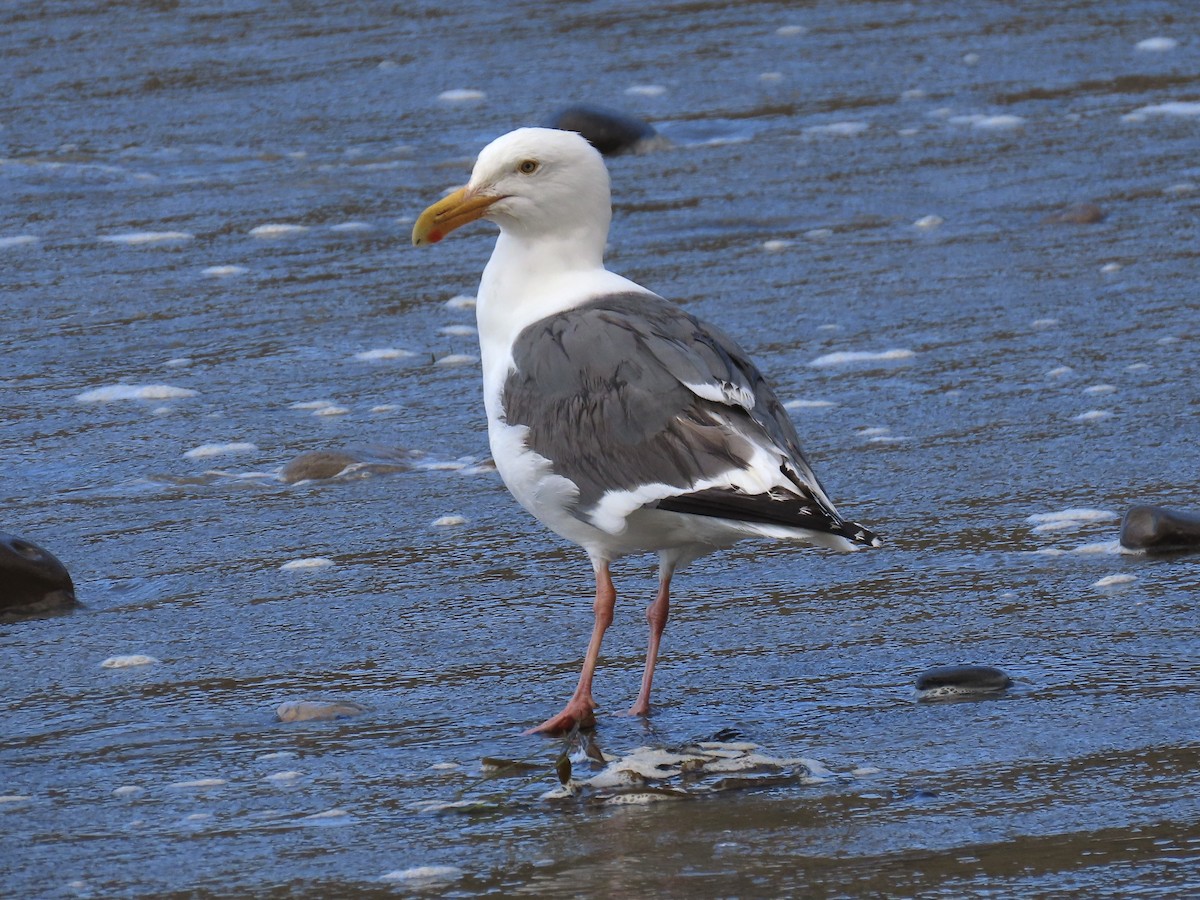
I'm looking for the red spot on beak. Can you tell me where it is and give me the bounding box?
[428,230,443,244]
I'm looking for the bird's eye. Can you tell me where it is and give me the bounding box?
[517,159,540,175]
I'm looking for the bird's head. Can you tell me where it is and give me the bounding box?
[412,127,612,247]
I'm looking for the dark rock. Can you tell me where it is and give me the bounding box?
[1120,505,1200,553]
[0,532,79,620]
[545,104,660,156]
[915,665,1012,698]
[1042,202,1106,224]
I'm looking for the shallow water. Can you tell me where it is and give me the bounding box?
[4,0,1200,896]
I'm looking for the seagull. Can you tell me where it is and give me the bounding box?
[412,127,880,735]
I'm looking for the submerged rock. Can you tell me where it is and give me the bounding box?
[1042,203,1106,224]
[545,104,661,156]
[1120,505,1200,553]
[281,451,365,483]
[0,531,78,620]
[276,699,367,723]
[916,665,1012,698]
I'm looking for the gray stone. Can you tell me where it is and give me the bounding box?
[0,532,78,620]
[1120,505,1200,553]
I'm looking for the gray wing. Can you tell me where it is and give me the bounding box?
[502,292,875,544]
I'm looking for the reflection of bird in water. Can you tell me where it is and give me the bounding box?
[413,128,880,734]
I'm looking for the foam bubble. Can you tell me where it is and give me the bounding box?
[112,785,145,798]
[184,442,258,459]
[1093,573,1137,588]
[1026,508,1118,526]
[1046,366,1074,378]
[100,231,193,245]
[1083,384,1116,395]
[1073,540,1127,555]
[1136,37,1178,52]
[370,404,399,413]
[444,294,476,309]
[1100,262,1122,274]
[76,384,197,403]
[438,324,478,336]
[435,353,478,366]
[762,239,792,252]
[1073,409,1113,423]
[809,348,915,367]
[948,114,1024,130]
[438,88,485,102]
[167,778,226,789]
[1032,317,1060,329]
[775,25,807,36]
[312,405,351,416]
[381,866,464,884]
[354,348,416,361]
[913,215,943,229]
[329,221,373,232]
[625,84,667,97]
[900,88,927,100]
[1128,101,1200,119]
[278,556,336,571]
[804,228,833,240]
[0,235,39,248]
[289,399,336,410]
[759,72,784,84]
[249,223,310,238]
[201,265,249,277]
[431,515,468,527]
[256,751,298,761]
[265,770,304,783]
[100,655,160,668]
[280,557,335,571]
[804,121,869,137]
[299,808,353,822]
[784,399,836,409]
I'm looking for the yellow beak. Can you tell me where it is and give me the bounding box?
[411,186,500,246]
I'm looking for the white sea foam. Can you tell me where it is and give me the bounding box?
[370,404,399,413]
[759,72,784,83]
[1073,409,1113,423]
[249,223,310,238]
[167,778,226,789]
[290,399,336,410]
[1094,573,1137,588]
[76,383,198,402]
[0,235,39,248]
[1032,317,1060,328]
[354,348,416,361]
[280,557,335,571]
[100,231,193,245]
[625,84,667,97]
[1136,37,1178,52]
[1083,384,1116,395]
[901,88,927,100]
[1100,262,1123,274]
[329,221,373,232]
[100,655,159,668]
[948,114,1025,130]
[1126,362,1150,372]
[438,88,486,102]
[184,442,258,459]
[804,228,833,240]
[431,515,468,527]
[444,294,476,309]
[312,405,350,416]
[165,357,192,367]
[913,215,943,229]
[435,353,478,366]
[380,866,464,884]
[762,239,792,252]
[438,324,478,336]
[784,399,836,409]
[265,770,304,783]
[809,348,915,367]
[1046,365,1074,378]
[1026,509,1119,526]
[1127,101,1200,119]
[776,25,807,36]
[804,121,869,137]
[201,265,249,277]
[112,785,145,798]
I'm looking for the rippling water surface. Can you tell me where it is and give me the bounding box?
[4,1,1200,896]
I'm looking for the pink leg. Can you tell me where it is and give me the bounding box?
[628,563,674,717]
[527,560,616,735]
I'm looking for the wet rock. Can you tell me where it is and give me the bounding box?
[915,665,1012,698]
[1120,505,1200,553]
[0,531,78,620]
[276,699,367,723]
[545,104,660,156]
[281,451,364,483]
[1042,202,1106,224]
